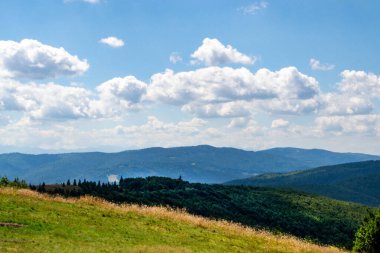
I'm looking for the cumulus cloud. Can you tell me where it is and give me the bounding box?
[271,119,289,129]
[0,75,148,121]
[315,115,380,136]
[1,35,380,153]
[147,66,320,117]
[339,70,380,98]
[320,93,373,115]
[0,39,89,79]
[94,76,147,115]
[99,37,125,48]
[309,58,335,71]
[0,79,93,120]
[169,52,182,64]
[191,38,255,66]
[238,1,268,15]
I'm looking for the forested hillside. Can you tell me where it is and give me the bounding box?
[1,145,379,184]
[226,160,380,206]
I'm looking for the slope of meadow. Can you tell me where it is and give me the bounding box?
[40,177,367,249]
[0,188,344,253]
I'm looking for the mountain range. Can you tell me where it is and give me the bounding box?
[226,160,380,206]
[1,145,379,184]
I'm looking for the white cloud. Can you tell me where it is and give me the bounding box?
[243,120,266,135]
[169,52,182,64]
[182,101,251,118]
[0,39,89,80]
[191,38,255,66]
[1,110,380,154]
[148,67,265,105]
[0,116,210,152]
[228,117,250,128]
[312,70,380,118]
[309,58,335,71]
[0,76,147,121]
[147,66,320,117]
[148,66,319,104]
[263,97,320,115]
[94,76,147,115]
[315,115,380,136]
[339,70,380,98]
[271,118,289,129]
[0,79,93,120]
[320,93,373,115]
[239,1,268,15]
[99,37,125,48]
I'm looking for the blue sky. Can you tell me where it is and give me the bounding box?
[0,0,380,154]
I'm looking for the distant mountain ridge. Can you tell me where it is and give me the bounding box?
[225,160,380,206]
[1,145,379,184]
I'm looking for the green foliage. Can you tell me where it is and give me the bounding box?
[38,176,368,249]
[0,176,27,188]
[353,208,380,252]
[226,160,380,206]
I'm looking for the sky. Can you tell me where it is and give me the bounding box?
[0,0,380,154]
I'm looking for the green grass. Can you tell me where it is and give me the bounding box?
[44,176,367,248]
[0,188,345,253]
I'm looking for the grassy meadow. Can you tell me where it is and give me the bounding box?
[0,187,346,253]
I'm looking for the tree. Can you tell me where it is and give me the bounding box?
[0,176,9,186]
[353,208,380,253]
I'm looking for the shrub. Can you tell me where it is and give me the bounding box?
[353,208,380,252]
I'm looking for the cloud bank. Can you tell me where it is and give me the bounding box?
[0,37,379,153]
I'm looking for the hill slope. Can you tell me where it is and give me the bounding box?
[1,145,379,184]
[226,160,380,206]
[0,188,345,253]
[39,176,368,249]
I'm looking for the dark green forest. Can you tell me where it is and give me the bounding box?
[33,176,369,249]
[226,160,380,206]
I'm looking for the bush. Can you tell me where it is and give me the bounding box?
[353,208,380,252]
